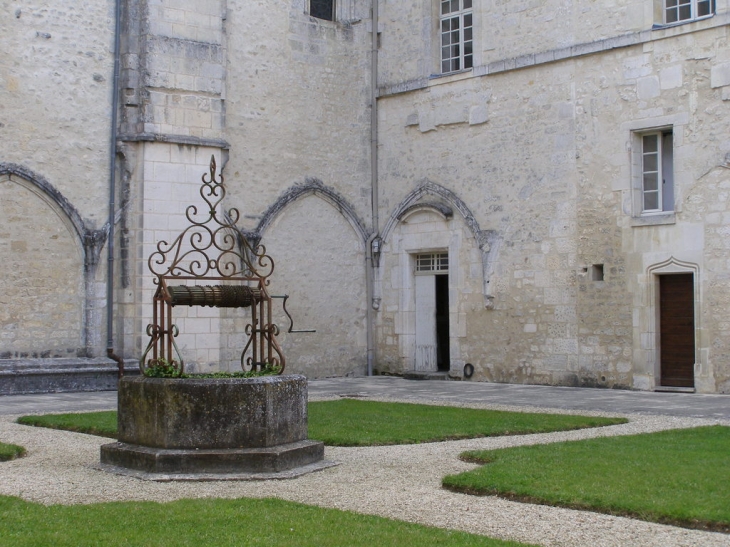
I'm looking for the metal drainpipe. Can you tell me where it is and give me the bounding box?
[366,0,380,377]
[106,0,124,376]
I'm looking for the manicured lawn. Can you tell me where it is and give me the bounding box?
[307,399,626,446]
[443,425,730,532]
[18,411,118,439]
[0,495,535,547]
[17,399,626,445]
[0,442,25,462]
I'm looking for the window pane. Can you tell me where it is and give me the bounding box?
[441,0,451,15]
[643,154,658,172]
[698,0,712,16]
[644,173,659,192]
[310,0,334,21]
[463,0,472,8]
[464,42,472,56]
[643,134,658,153]
[464,13,472,27]
[464,55,473,69]
[666,8,678,23]
[464,27,472,41]
[442,19,450,33]
[666,0,678,7]
[442,60,451,73]
[679,4,691,19]
[644,192,659,211]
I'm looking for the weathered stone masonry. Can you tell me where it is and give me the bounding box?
[2,0,730,393]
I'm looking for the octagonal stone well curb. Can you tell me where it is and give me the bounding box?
[100,374,334,480]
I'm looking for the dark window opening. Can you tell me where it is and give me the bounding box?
[311,0,335,21]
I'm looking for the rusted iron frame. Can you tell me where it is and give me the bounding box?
[140,155,285,375]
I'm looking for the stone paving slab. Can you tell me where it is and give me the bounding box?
[1,376,729,418]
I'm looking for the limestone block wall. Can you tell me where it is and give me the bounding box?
[0,1,114,225]
[376,60,579,383]
[119,0,226,141]
[375,13,730,392]
[377,0,728,88]
[260,194,368,378]
[0,174,85,358]
[0,1,115,360]
[221,2,373,231]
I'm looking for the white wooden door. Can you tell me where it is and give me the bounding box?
[415,275,437,371]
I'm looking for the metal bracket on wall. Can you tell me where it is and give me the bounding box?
[272,295,316,333]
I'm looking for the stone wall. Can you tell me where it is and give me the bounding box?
[375,5,730,392]
[0,1,115,360]
[0,175,85,357]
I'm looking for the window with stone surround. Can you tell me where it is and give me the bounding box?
[661,0,714,25]
[635,129,674,215]
[416,252,449,274]
[310,0,335,21]
[440,0,473,74]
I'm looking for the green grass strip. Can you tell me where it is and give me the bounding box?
[0,495,534,547]
[443,425,730,532]
[18,399,626,446]
[0,442,25,462]
[18,411,118,439]
[307,399,625,446]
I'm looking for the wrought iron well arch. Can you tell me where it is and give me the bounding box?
[140,156,285,375]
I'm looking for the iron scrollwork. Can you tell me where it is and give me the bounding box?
[140,156,285,375]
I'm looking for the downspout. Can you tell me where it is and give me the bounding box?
[106,0,124,376]
[366,0,380,376]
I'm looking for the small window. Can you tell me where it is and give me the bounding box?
[641,130,674,213]
[664,0,714,24]
[591,264,604,282]
[416,253,449,274]
[310,0,335,21]
[440,0,473,74]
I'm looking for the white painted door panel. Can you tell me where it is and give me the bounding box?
[415,275,437,371]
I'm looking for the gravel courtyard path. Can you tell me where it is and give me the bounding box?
[1,398,729,547]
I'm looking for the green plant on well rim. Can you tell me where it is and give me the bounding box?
[142,359,281,379]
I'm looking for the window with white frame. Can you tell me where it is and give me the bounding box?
[663,0,714,24]
[310,0,335,21]
[440,0,473,74]
[640,130,674,213]
[416,252,449,274]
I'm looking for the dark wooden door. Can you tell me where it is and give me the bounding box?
[659,274,695,387]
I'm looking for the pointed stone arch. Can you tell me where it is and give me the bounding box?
[383,179,500,306]
[251,178,370,249]
[644,257,702,388]
[0,163,108,268]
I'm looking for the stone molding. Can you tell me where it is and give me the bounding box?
[254,178,370,248]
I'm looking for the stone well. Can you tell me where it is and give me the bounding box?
[100,374,328,478]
